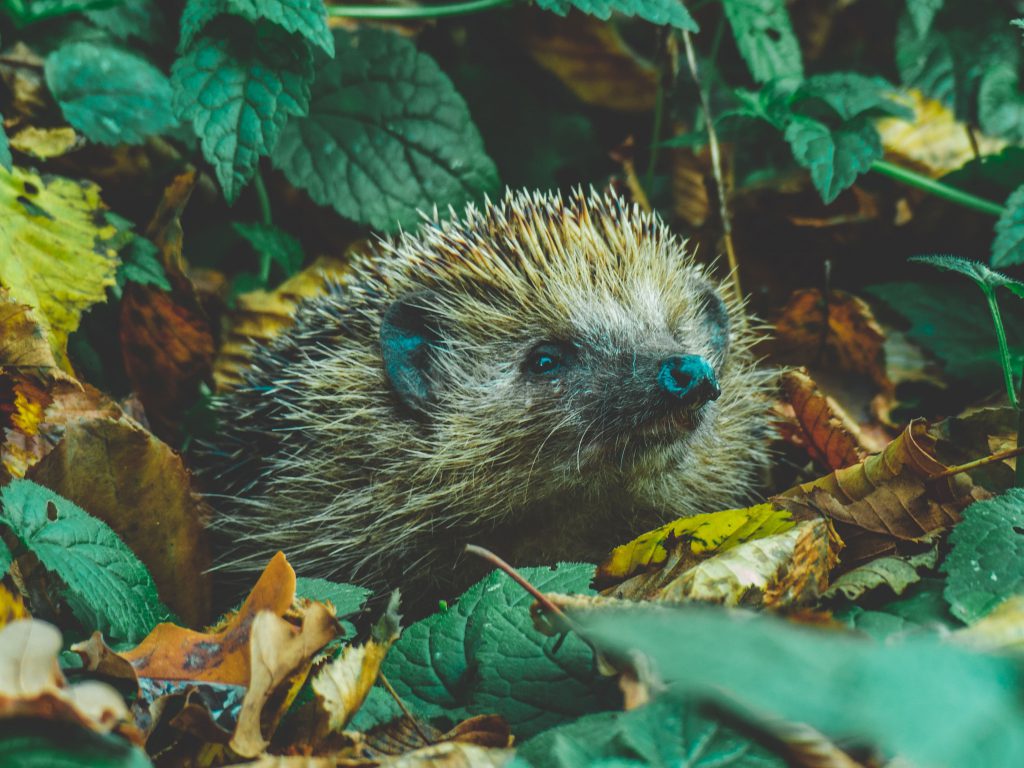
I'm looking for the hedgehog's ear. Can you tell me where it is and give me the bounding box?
[380,290,446,417]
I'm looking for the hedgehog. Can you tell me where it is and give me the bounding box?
[195,188,772,607]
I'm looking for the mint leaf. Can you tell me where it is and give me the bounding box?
[0,720,151,768]
[943,490,1024,624]
[351,563,617,739]
[794,73,913,122]
[233,221,304,277]
[0,479,169,644]
[272,28,498,232]
[179,0,333,56]
[978,61,1024,143]
[784,114,881,204]
[534,0,698,30]
[721,0,803,83]
[582,607,1024,768]
[45,42,177,146]
[172,19,313,203]
[993,185,1024,268]
[0,117,10,172]
[517,696,786,768]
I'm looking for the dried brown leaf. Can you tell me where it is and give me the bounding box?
[779,368,869,470]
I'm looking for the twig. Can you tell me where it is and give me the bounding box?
[681,30,742,306]
[931,445,1024,480]
[379,672,433,744]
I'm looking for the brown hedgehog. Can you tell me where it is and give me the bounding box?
[196,188,772,606]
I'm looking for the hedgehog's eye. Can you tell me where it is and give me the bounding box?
[525,343,567,377]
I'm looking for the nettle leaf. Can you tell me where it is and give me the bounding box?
[172,19,313,203]
[793,73,913,123]
[295,576,369,636]
[721,0,803,83]
[85,0,166,44]
[45,42,177,146]
[351,564,617,739]
[583,606,1024,768]
[907,0,944,37]
[913,254,1024,297]
[535,0,697,30]
[895,13,957,110]
[0,479,169,644]
[784,115,881,204]
[993,185,1024,269]
[272,27,498,233]
[233,221,304,277]
[943,490,1024,624]
[516,696,786,768]
[0,0,117,24]
[179,0,333,56]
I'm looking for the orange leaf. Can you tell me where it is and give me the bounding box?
[121,552,296,685]
[779,368,869,470]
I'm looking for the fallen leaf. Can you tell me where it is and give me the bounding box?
[213,256,348,391]
[121,551,296,685]
[669,144,711,227]
[0,165,119,368]
[596,503,795,586]
[9,126,81,160]
[953,596,1024,653]
[771,288,890,390]
[231,603,340,758]
[120,170,214,438]
[27,415,211,626]
[0,583,29,630]
[778,368,870,470]
[519,11,657,112]
[312,592,401,740]
[0,619,139,742]
[608,519,839,610]
[823,539,939,601]
[365,714,513,755]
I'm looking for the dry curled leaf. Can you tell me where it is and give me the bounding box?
[778,368,870,470]
[364,714,513,756]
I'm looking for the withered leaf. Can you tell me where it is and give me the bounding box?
[778,368,870,470]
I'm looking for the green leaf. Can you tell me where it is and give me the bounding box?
[721,0,803,83]
[895,13,957,110]
[913,254,1024,297]
[117,237,170,295]
[993,186,1024,269]
[793,73,913,123]
[350,563,617,739]
[179,0,333,56]
[0,117,10,172]
[907,0,943,37]
[0,720,152,767]
[834,578,960,640]
[85,0,166,44]
[44,42,177,146]
[0,537,11,575]
[534,0,697,31]
[866,281,1024,381]
[582,606,1024,768]
[824,544,939,602]
[978,62,1024,143]
[233,221,304,278]
[0,479,169,644]
[272,27,498,233]
[172,19,314,203]
[784,115,881,204]
[295,576,369,636]
[0,0,118,25]
[943,490,1024,624]
[516,695,786,768]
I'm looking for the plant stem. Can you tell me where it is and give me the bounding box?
[1017,377,1024,488]
[681,30,742,306]
[931,445,1024,480]
[984,287,1020,409]
[870,159,1006,217]
[327,0,516,20]
[253,172,272,226]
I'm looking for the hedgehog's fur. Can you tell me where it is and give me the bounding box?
[197,188,772,605]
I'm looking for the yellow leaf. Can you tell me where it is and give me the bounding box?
[9,126,80,160]
[0,584,29,630]
[0,166,118,369]
[596,503,795,584]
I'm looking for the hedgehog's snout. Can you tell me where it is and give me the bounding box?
[657,354,721,409]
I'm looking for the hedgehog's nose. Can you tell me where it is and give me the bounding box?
[657,355,721,407]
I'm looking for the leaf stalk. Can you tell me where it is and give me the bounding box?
[326,0,517,20]
[870,159,1005,218]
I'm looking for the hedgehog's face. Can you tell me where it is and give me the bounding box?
[379,273,732,473]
